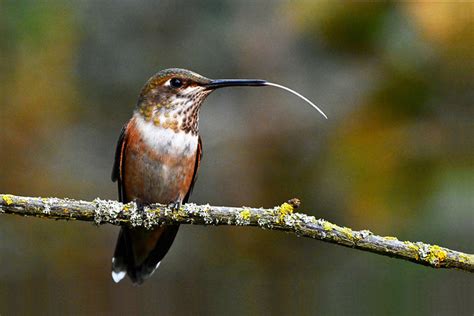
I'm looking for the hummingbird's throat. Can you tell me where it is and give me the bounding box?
[137,96,204,135]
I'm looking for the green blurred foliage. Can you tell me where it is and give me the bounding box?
[303,2,394,55]
[0,1,472,315]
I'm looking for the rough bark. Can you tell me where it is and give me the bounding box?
[1,193,472,272]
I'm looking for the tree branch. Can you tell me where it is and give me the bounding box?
[1,193,472,272]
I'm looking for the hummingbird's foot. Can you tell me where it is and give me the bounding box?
[133,199,146,213]
[167,199,182,212]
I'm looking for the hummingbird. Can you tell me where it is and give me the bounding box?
[111,68,326,284]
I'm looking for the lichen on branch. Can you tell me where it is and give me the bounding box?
[1,193,473,273]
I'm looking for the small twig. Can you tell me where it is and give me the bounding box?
[1,193,473,272]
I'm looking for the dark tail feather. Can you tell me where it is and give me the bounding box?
[112,225,179,285]
[111,228,130,283]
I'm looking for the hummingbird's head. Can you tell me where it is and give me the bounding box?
[135,68,266,134]
[135,68,327,135]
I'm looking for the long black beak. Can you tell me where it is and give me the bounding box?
[205,79,267,90]
[205,78,328,119]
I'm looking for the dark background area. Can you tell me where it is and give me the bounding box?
[0,1,472,315]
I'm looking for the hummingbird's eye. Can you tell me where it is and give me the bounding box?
[169,78,183,88]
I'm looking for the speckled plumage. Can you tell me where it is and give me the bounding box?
[136,69,212,135]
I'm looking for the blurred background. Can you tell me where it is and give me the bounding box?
[0,1,473,315]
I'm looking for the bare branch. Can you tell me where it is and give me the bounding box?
[1,193,472,272]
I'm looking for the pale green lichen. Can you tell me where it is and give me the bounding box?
[293,212,316,224]
[283,214,297,227]
[404,241,420,260]
[142,206,164,229]
[257,210,274,229]
[357,230,372,239]
[2,195,13,205]
[177,207,188,219]
[459,253,472,264]
[41,197,60,215]
[93,198,122,226]
[170,207,188,222]
[42,198,51,214]
[185,203,213,224]
[128,202,143,227]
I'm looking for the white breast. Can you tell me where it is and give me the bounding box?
[134,114,198,157]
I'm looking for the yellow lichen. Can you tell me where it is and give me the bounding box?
[322,221,334,231]
[150,208,161,215]
[123,204,135,212]
[340,226,354,240]
[2,195,13,205]
[240,209,251,221]
[176,208,187,219]
[277,202,294,224]
[427,245,448,266]
[384,236,399,241]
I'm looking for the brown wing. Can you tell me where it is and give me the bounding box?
[183,136,203,203]
[111,121,130,202]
